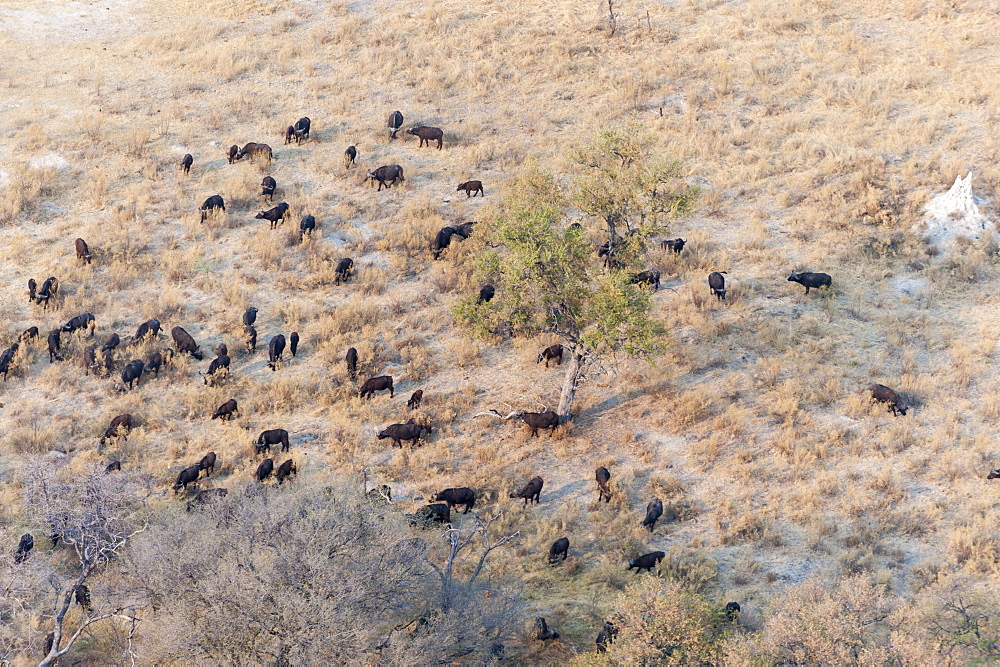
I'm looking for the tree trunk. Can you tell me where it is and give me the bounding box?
[557,346,584,423]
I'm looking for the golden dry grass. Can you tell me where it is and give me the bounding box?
[2,0,1000,658]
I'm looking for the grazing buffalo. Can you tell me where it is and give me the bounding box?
[180,153,193,174]
[256,429,290,455]
[519,411,559,437]
[407,389,423,409]
[787,271,832,294]
[104,460,122,473]
[121,359,144,390]
[243,307,258,327]
[630,270,661,291]
[75,238,92,264]
[284,125,296,145]
[535,617,559,643]
[47,330,63,362]
[726,602,742,621]
[377,422,429,447]
[186,488,228,512]
[101,333,121,353]
[82,346,97,376]
[256,202,289,229]
[256,458,274,482]
[261,176,276,202]
[173,465,201,492]
[346,347,358,379]
[293,117,310,142]
[276,458,297,484]
[135,318,161,341]
[0,343,18,380]
[145,351,165,376]
[199,195,225,223]
[457,180,483,197]
[335,258,354,284]
[536,344,563,367]
[35,276,59,309]
[387,110,403,139]
[407,126,443,149]
[238,142,272,164]
[596,466,612,503]
[204,354,230,384]
[870,384,907,416]
[14,533,33,563]
[477,285,495,304]
[368,164,404,190]
[245,325,257,353]
[289,332,299,357]
[642,498,664,532]
[432,227,457,260]
[100,414,133,445]
[548,537,569,563]
[227,144,239,164]
[408,503,451,527]
[596,621,618,653]
[433,487,474,513]
[628,550,666,573]
[660,238,686,253]
[267,335,286,371]
[212,399,239,421]
[61,313,96,338]
[20,327,38,342]
[27,278,36,303]
[359,375,393,399]
[709,271,727,301]
[299,215,315,242]
[510,476,544,506]
[214,343,228,357]
[171,327,204,360]
[198,452,217,477]
[344,145,357,168]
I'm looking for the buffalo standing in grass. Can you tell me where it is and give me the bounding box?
[407,126,443,149]
[510,476,543,506]
[199,195,225,223]
[787,271,832,295]
[359,375,393,399]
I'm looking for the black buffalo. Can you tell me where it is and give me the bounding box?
[180,153,193,174]
[368,164,404,190]
[212,399,239,421]
[409,503,451,527]
[62,313,96,336]
[256,429,290,455]
[171,327,204,360]
[660,238,686,253]
[100,414,133,445]
[293,116,310,142]
[0,343,18,380]
[173,465,201,492]
[870,384,907,416]
[536,344,563,367]
[101,333,121,353]
[335,258,354,284]
[135,318,161,340]
[359,375,393,399]
[510,476,543,506]
[75,237,92,264]
[596,466,612,503]
[289,332,299,357]
[47,329,63,362]
[14,534,33,563]
[709,271,727,301]
[256,458,274,482]
[377,422,429,447]
[276,458,297,484]
[198,452,217,477]
[787,271,832,294]
[477,285,495,304]
[387,110,403,139]
[346,347,358,379]
[243,307,258,327]
[407,126,443,149]
[548,537,569,564]
[628,550,665,573]
[433,487,475,513]
[519,411,559,437]
[204,354,231,384]
[199,195,225,223]
[299,215,315,242]
[245,325,257,353]
[344,145,357,167]
[407,389,423,409]
[256,202,290,229]
[457,180,483,196]
[642,498,664,532]
[121,359,144,390]
[261,176,276,202]
[267,335,285,371]
[630,270,661,291]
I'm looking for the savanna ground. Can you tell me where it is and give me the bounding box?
[2,0,1000,662]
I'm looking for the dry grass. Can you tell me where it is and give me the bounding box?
[1,0,1000,658]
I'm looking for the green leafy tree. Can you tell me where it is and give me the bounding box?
[457,132,694,420]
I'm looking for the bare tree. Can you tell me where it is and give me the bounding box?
[0,462,150,665]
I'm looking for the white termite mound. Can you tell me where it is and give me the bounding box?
[917,171,994,249]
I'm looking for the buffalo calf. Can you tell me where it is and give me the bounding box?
[536,344,563,368]
[596,466,612,503]
[276,458,297,484]
[457,180,483,197]
[870,384,907,416]
[407,389,423,410]
[75,238,92,264]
